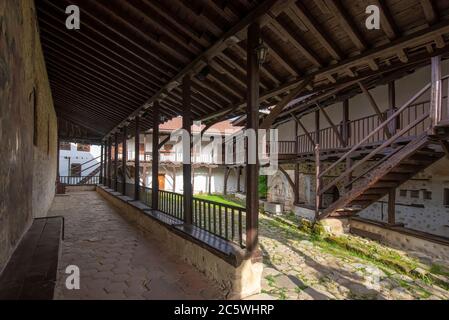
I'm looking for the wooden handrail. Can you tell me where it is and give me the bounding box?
[319,81,432,178]
[319,112,429,196]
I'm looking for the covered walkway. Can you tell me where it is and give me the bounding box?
[49,191,222,300]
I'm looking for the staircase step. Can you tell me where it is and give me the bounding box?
[371,181,398,188]
[380,173,410,181]
[356,194,383,201]
[350,200,372,206]
[391,164,423,173]
[363,188,391,195]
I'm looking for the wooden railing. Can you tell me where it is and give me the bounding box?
[293,99,446,156]
[193,197,245,247]
[59,176,100,185]
[315,74,449,217]
[158,189,185,220]
[138,187,246,247]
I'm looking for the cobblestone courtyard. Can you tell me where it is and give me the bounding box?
[47,190,449,300]
[259,214,449,300]
[49,191,222,300]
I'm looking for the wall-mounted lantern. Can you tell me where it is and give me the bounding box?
[255,39,268,66]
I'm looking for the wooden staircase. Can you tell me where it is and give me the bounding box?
[319,135,447,219]
[77,166,101,185]
[316,66,449,221]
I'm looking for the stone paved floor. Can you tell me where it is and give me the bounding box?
[258,214,449,300]
[49,191,222,300]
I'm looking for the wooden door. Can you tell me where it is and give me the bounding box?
[158,174,165,190]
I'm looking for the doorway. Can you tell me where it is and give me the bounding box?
[158,174,165,190]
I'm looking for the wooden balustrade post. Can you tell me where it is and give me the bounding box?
[430,55,442,133]
[134,116,140,200]
[315,144,322,219]
[152,101,160,210]
[183,74,193,225]
[388,188,396,225]
[114,132,119,191]
[343,99,353,192]
[294,119,300,204]
[108,137,112,188]
[99,142,103,184]
[122,126,127,194]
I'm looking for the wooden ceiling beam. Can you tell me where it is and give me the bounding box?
[260,78,312,129]
[231,43,282,86]
[43,46,152,100]
[268,18,323,67]
[47,71,143,111]
[38,0,176,77]
[263,34,303,76]
[39,27,162,92]
[92,0,193,65]
[373,0,400,40]
[38,10,167,87]
[289,1,343,61]
[105,0,282,138]
[55,0,180,72]
[324,0,368,51]
[420,0,438,25]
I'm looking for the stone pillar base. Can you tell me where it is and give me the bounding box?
[320,218,350,236]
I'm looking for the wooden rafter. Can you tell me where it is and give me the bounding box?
[420,0,438,25]
[324,0,367,51]
[260,78,312,129]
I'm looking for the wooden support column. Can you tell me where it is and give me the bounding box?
[183,74,193,225]
[315,110,320,146]
[315,144,322,218]
[207,167,212,194]
[430,55,442,132]
[343,100,352,192]
[152,101,160,210]
[99,142,103,184]
[56,137,60,180]
[122,126,127,194]
[294,120,300,204]
[388,81,399,133]
[173,167,177,192]
[134,116,140,200]
[114,132,119,191]
[315,110,323,212]
[223,167,229,195]
[358,82,392,138]
[388,188,396,225]
[246,22,260,254]
[237,167,242,193]
[108,137,112,188]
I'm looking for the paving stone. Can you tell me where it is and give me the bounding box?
[50,191,222,300]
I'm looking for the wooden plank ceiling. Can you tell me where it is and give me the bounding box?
[36,0,449,142]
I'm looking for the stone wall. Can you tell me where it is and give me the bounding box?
[359,158,449,238]
[269,158,449,238]
[0,0,57,272]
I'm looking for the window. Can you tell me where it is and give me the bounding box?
[424,191,432,200]
[410,190,420,199]
[444,189,449,206]
[70,163,81,177]
[60,142,71,151]
[400,190,407,197]
[77,144,90,152]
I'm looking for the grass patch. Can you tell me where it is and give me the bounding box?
[194,194,244,207]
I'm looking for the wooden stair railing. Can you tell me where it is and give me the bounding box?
[315,74,449,220]
[77,166,101,185]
